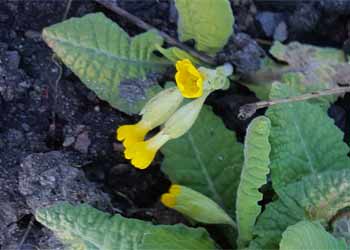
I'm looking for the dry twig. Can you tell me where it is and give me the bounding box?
[94,0,216,65]
[17,216,35,250]
[62,0,73,21]
[239,86,350,120]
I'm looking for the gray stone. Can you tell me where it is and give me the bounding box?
[19,151,111,212]
[273,21,288,42]
[256,11,284,37]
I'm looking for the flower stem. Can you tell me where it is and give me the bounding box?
[239,86,350,120]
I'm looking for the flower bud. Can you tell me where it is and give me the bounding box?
[161,185,235,226]
[140,86,184,127]
[117,87,183,148]
[162,93,208,139]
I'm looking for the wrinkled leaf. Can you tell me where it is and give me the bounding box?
[266,83,350,190]
[242,42,349,102]
[175,0,234,54]
[236,116,271,247]
[36,202,216,250]
[250,169,350,250]
[280,221,347,250]
[271,41,349,96]
[280,72,335,110]
[43,13,171,114]
[161,105,243,215]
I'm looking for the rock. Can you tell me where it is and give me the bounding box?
[74,130,91,154]
[288,3,320,35]
[19,151,111,212]
[273,21,288,41]
[256,11,285,37]
[216,33,265,75]
[62,136,75,147]
[5,50,20,69]
[320,0,350,14]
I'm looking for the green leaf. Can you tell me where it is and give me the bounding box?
[236,116,271,247]
[250,169,350,250]
[175,0,234,54]
[280,221,347,250]
[141,224,216,250]
[43,13,171,114]
[280,72,334,110]
[161,105,244,216]
[266,83,350,190]
[36,202,216,250]
[156,45,204,65]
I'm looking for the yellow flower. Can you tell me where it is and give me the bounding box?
[124,132,170,169]
[175,59,204,98]
[123,95,207,169]
[116,121,151,148]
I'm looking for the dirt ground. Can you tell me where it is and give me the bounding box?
[1,0,350,249]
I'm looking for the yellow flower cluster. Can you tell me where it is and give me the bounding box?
[117,59,206,169]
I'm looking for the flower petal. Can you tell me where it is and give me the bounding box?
[116,122,149,148]
[175,59,204,98]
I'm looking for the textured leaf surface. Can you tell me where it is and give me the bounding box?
[161,105,244,215]
[236,116,271,247]
[250,170,350,250]
[280,221,347,250]
[266,83,350,189]
[43,13,171,114]
[175,0,234,54]
[271,41,348,104]
[142,223,216,250]
[271,42,346,86]
[242,42,349,102]
[36,202,216,250]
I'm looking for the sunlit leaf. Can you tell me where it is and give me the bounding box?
[36,202,216,250]
[43,13,171,114]
[236,116,271,247]
[175,0,234,54]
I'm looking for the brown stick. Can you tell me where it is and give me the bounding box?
[62,0,73,21]
[239,86,350,120]
[94,0,216,65]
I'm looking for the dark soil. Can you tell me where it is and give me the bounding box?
[1,0,350,249]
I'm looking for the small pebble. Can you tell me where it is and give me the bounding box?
[74,131,91,154]
[63,136,75,147]
[273,21,288,41]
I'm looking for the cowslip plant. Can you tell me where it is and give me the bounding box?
[36,91,350,249]
[118,60,232,169]
[38,0,350,250]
